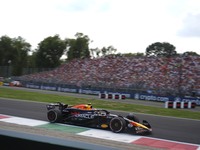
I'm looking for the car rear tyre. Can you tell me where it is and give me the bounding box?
[47,109,62,123]
[126,113,139,123]
[109,117,126,133]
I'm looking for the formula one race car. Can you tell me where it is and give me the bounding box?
[46,102,152,134]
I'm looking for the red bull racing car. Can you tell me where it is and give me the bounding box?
[46,102,152,134]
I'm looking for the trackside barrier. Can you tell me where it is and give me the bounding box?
[99,93,126,100]
[165,101,196,109]
[99,93,106,99]
[165,101,173,108]
[173,101,181,108]
[107,94,113,99]
[24,84,200,106]
[120,95,126,99]
[181,102,188,108]
[188,101,196,108]
[114,94,120,99]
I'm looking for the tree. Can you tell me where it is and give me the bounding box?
[101,47,107,56]
[183,51,199,56]
[12,36,31,76]
[113,52,123,57]
[66,39,76,61]
[27,52,36,69]
[35,35,66,68]
[101,45,117,56]
[95,48,101,58]
[90,47,100,58]
[0,36,15,66]
[146,42,176,57]
[0,35,31,76]
[123,52,145,57]
[66,33,91,61]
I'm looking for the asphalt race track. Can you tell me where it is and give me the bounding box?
[0,86,200,145]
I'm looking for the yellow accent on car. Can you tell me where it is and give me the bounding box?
[101,124,108,128]
[130,121,148,129]
[136,123,148,129]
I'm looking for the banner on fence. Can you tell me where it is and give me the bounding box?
[25,84,200,106]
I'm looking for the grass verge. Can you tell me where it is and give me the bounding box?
[0,88,200,120]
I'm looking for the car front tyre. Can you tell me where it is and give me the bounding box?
[109,117,126,133]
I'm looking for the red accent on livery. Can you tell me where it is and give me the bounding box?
[71,112,80,115]
[72,104,92,110]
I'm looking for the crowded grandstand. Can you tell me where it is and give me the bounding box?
[17,55,200,98]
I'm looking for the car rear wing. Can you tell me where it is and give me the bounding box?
[46,102,69,110]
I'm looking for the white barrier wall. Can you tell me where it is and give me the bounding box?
[99,93,126,100]
[165,101,196,109]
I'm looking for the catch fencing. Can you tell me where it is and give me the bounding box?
[10,76,200,99]
[0,66,12,78]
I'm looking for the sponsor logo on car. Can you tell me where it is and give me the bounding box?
[71,112,80,115]
[128,123,133,128]
[75,114,95,119]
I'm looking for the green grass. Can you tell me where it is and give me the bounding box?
[0,88,200,120]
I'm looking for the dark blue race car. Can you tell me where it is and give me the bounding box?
[46,102,152,134]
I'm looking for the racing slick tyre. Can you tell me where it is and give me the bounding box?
[47,109,62,123]
[109,117,126,133]
[126,113,139,123]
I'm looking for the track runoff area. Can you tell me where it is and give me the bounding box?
[0,114,200,150]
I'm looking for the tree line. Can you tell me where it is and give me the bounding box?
[0,33,199,76]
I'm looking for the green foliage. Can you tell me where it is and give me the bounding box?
[67,33,91,61]
[0,35,31,76]
[183,51,199,56]
[123,52,145,57]
[67,39,76,61]
[27,53,36,68]
[101,45,117,56]
[0,88,200,120]
[35,35,66,68]
[146,42,177,57]
[90,47,101,58]
[109,52,145,58]
[12,36,31,76]
[0,36,15,66]
[113,52,123,57]
[90,47,98,58]
[89,46,117,58]
[1,34,199,77]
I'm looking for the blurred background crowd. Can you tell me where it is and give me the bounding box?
[18,55,200,98]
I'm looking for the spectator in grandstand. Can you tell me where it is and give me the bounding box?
[20,55,200,96]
